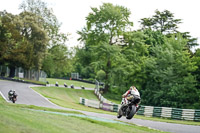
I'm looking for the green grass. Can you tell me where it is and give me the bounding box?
[103,93,121,104]
[14,104,83,115]
[47,78,95,88]
[0,94,166,133]
[32,86,116,115]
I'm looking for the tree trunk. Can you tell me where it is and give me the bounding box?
[28,69,31,80]
[36,70,40,81]
[15,68,19,77]
[104,59,111,93]
[104,72,109,93]
[9,66,15,78]
[24,69,28,79]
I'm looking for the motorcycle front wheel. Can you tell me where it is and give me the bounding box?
[126,105,136,119]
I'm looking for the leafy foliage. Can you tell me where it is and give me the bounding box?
[19,0,68,47]
[142,36,198,108]
[42,44,73,77]
[140,10,198,48]
[0,0,70,79]
[192,49,200,90]
[0,10,48,77]
[77,3,133,92]
[140,10,182,34]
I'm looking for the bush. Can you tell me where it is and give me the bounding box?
[96,70,106,81]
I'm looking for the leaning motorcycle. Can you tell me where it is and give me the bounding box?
[118,94,141,119]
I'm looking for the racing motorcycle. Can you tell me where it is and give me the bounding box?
[118,94,141,119]
[8,90,17,103]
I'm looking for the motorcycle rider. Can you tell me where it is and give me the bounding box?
[117,85,141,118]
[8,90,17,101]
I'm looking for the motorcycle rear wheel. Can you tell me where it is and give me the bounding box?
[12,98,16,103]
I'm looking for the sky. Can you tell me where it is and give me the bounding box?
[0,0,200,49]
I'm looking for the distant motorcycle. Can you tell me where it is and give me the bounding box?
[8,90,17,103]
[118,94,141,119]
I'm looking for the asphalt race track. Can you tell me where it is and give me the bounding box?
[0,80,200,133]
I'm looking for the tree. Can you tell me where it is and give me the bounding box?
[0,11,30,77]
[18,11,48,72]
[142,35,199,108]
[120,31,149,89]
[91,42,122,91]
[42,44,73,77]
[19,0,68,47]
[179,32,199,49]
[140,9,198,48]
[73,46,95,79]
[78,3,133,92]
[140,10,182,34]
[0,10,49,79]
[19,0,71,79]
[193,49,200,90]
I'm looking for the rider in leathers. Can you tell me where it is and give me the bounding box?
[117,86,141,118]
[8,90,17,100]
